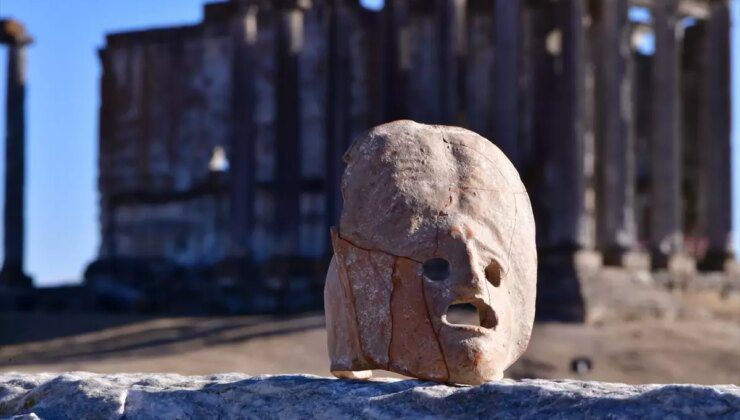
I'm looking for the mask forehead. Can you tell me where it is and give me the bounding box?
[339,123,447,258]
[437,190,519,266]
[340,121,524,260]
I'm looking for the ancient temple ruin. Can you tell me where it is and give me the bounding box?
[84,0,733,315]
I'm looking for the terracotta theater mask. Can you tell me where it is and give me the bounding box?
[324,120,537,385]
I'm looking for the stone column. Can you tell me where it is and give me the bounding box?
[97,47,117,259]
[229,2,258,257]
[649,0,683,268]
[275,3,303,256]
[436,0,466,125]
[380,0,409,122]
[581,2,598,253]
[593,0,638,266]
[699,0,733,270]
[0,20,32,288]
[464,0,494,140]
[535,0,589,322]
[493,0,520,165]
[325,0,348,232]
[550,0,587,251]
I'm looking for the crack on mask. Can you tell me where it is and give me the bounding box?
[420,272,450,381]
[337,232,424,264]
[386,258,398,371]
[430,190,450,262]
[365,248,394,368]
[405,128,450,378]
[502,195,519,279]
[456,186,507,192]
[335,248,371,367]
[432,185,454,257]
[433,221,441,257]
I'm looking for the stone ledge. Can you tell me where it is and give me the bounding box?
[0,372,738,419]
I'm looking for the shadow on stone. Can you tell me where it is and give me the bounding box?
[0,314,325,367]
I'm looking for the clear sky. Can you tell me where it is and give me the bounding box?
[0,0,207,285]
[0,0,737,286]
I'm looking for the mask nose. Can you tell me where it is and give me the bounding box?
[447,244,490,300]
[428,223,505,301]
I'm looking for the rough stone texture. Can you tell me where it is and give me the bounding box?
[332,231,394,368]
[0,373,738,419]
[389,257,449,382]
[326,121,537,385]
[98,21,234,264]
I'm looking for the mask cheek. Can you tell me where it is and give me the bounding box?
[324,256,370,373]
[327,231,449,382]
[388,258,449,382]
[329,229,393,369]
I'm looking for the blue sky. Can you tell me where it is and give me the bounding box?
[0,0,737,286]
[0,0,207,285]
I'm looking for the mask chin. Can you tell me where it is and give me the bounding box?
[440,330,508,384]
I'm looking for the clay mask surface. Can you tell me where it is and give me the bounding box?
[324,120,537,385]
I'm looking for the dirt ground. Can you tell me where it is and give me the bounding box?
[1,292,738,385]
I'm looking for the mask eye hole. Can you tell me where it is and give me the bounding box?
[485,261,501,287]
[423,258,450,281]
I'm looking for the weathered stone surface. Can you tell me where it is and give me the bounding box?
[389,257,448,382]
[324,255,370,373]
[326,121,537,385]
[332,230,394,368]
[0,373,738,419]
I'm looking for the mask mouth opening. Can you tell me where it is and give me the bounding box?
[443,300,497,330]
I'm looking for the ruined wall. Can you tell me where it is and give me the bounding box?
[92,0,732,315]
[98,15,233,264]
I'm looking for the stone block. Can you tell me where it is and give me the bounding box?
[0,373,737,419]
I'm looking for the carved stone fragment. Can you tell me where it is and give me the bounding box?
[325,120,537,384]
